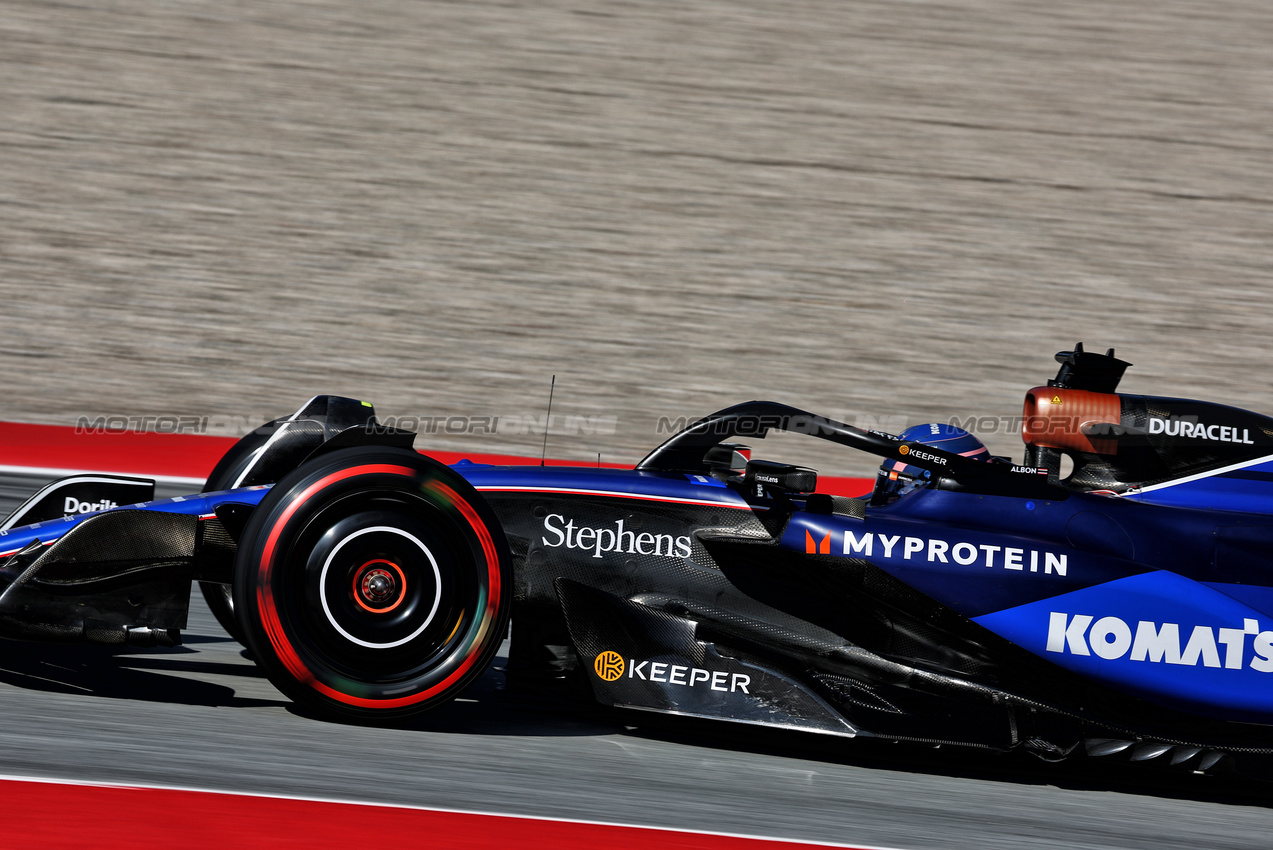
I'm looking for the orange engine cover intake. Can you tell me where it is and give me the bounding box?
[1022,387,1122,455]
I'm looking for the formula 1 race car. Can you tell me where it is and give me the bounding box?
[4,345,1273,776]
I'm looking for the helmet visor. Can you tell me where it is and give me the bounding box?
[871,462,931,505]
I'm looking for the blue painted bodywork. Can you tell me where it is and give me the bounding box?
[7,449,1273,723]
[780,466,1273,722]
[0,487,273,557]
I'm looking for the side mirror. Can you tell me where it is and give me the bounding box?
[704,442,750,473]
[743,459,817,498]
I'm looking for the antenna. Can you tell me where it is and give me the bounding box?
[597,452,601,468]
[540,375,555,467]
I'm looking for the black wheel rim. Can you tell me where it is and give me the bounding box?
[272,487,483,694]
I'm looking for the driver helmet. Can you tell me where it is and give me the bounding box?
[872,423,990,504]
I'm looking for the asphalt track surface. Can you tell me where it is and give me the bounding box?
[1,471,1271,849]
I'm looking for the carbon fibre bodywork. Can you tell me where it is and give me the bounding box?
[468,346,1273,770]
[3,346,1273,773]
[474,464,1273,759]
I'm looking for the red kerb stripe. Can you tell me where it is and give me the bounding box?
[1,779,877,850]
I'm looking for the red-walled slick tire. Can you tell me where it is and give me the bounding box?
[232,447,512,722]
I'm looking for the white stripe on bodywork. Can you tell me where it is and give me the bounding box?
[1130,451,1273,495]
[474,485,752,509]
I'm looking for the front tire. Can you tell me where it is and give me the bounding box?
[233,447,511,722]
[198,418,285,643]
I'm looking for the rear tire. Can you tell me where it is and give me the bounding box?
[233,447,511,722]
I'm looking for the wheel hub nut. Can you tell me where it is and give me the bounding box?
[362,569,396,603]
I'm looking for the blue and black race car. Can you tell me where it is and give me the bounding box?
[2,345,1273,776]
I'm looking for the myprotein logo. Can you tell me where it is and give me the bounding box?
[1148,416,1255,444]
[63,497,117,516]
[596,652,752,693]
[806,531,831,554]
[1047,612,1273,671]
[842,530,1067,576]
[542,514,692,559]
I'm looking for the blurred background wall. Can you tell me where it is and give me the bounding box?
[1,0,1270,475]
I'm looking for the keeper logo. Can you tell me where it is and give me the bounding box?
[594,651,625,681]
[597,654,752,693]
